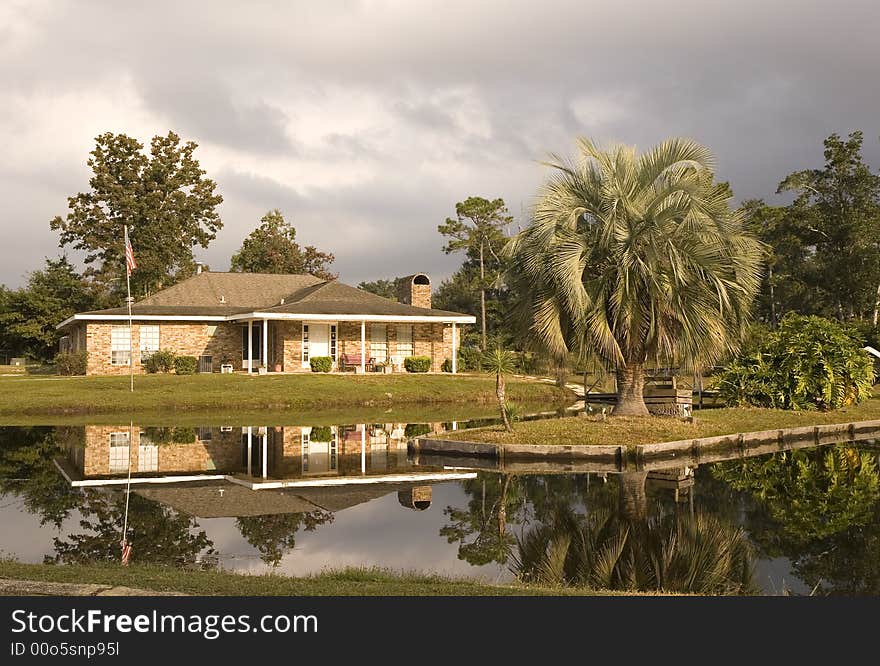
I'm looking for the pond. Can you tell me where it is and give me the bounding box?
[1,414,879,595]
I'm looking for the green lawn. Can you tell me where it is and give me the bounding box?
[443,393,880,448]
[0,373,572,422]
[0,560,617,596]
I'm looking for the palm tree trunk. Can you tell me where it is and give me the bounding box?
[480,240,487,350]
[497,372,512,432]
[618,471,649,523]
[614,363,649,416]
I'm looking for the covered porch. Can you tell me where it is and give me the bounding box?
[236,314,469,375]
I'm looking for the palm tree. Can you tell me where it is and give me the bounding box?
[507,138,763,415]
[482,347,517,432]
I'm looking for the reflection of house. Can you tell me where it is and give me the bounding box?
[56,271,474,375]
[55,422,474,489]
[133,480,439,519]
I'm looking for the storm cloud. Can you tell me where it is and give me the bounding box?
[1,0,878,287]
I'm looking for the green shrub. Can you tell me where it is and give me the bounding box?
[457,346,482,372]
[309,356,333,373]
[173,355,198,375]
[143,426,197,444]
[404,356,431,373]
[309,426,333,442]
[404,423,432,438]
[441,358,452,373]
[718,314,875,410]
[53,351,87,376]
[143,349,176,373]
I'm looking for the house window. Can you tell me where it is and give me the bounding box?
[140,325,159,363]
[370,324,387,363]
[110,326,131,366]
[397,325,413,357]
[138,432,158,473]
[330,324,337,361]
[302,324,310,363]
[108,432,130,473]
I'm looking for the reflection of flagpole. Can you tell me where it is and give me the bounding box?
[121,419,133,566]
[124,225,134,393]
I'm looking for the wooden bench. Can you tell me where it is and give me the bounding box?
[340,353,373,372]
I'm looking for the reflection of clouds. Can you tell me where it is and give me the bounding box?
[0,495,84,563]
[200,483,509,582]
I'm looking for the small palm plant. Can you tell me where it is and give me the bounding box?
[482,347,517,432]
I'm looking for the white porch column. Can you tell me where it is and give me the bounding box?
[247,320,253,374]
[246,426,252,476]
[360,321,366,373]
[262,429,268,479]
[451,322,457,374]
[360,424,366,474]
[262,318,268,369]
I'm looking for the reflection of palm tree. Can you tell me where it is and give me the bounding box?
[512,509,756,594]
[511,473,756,594]
[618,471,649,523]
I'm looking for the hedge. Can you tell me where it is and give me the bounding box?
[143,350,176,374]
[54,351,87,376]
[404,356,431,373]
[173,355,199,375]
[310,356,333,373]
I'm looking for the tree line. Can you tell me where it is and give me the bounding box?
[2,128,880,376]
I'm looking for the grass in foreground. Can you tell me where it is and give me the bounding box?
[0,373,572,420]
[0,561,622,596]
[445,392,880,448]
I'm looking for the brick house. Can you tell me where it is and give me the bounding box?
[56,271,475,375]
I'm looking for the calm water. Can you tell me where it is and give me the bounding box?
[1,417,879,595]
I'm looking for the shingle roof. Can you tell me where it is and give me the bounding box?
[138,272,323,308]
[68,271,474,321]
[257,281,466,318]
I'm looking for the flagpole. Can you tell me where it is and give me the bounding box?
[125,225,134,393]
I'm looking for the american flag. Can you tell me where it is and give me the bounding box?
[124,226,137,278]
[121,539,132,566]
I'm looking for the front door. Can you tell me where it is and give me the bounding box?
[305,323,330,366]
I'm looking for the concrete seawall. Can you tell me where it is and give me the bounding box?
[410,418,880,472]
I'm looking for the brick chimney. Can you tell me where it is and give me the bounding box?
[397,274,432,309]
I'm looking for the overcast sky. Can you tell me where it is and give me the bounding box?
[2,0,879,289]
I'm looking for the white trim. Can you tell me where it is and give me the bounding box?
[53,454,476,490]
[57,313,228,329]
[452,322,457,374]
[242,312,476,324]
[262,318,268,369]
[360,321,366,373]
[228,471,477,490]
[57,311,475,330]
